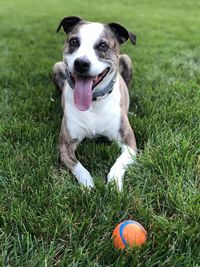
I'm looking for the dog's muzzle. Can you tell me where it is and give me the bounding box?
[65,63,117,111]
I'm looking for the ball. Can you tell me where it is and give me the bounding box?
[112,220,147,249]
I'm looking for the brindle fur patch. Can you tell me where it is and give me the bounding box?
[119,114,137,151]
[52,61,67,91]
[119,75,137,152]
[59,116,79,170]
[119,54,133,87]
[93,26,120,72]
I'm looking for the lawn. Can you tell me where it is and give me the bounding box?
[0,0,200,266]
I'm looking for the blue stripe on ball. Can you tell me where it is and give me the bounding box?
[119,220,135,247]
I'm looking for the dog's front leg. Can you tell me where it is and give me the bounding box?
[107,116,137,191]
[59,118,94,188]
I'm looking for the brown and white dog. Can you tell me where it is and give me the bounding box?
[53,16,137,191]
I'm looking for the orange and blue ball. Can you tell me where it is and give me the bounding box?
[112,220,147,249]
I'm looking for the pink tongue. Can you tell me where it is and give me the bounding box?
[74,77,93,111]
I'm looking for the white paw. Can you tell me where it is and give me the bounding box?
[107,162,125,191]
[107,146,136,191]
[72,162,94,188]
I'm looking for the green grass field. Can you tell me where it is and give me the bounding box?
[0,0,200,266]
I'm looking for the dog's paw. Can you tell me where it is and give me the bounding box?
[107,163,125,191]
[72,162,94,188]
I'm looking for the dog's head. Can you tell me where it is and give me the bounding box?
[57,16,136,111]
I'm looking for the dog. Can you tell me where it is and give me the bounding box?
[53,16,137,191]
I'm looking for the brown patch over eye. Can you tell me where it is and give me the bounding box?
[96,42,109,52]
[68,37,80,47]
[67,37,80,53]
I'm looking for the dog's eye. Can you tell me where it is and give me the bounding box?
[68,37,80,47]
[97,42,109,52]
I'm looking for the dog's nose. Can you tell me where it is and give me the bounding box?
[74,57,91,73]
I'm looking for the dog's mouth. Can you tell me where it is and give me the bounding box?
[70,67,110,111]
[70,67,110,90]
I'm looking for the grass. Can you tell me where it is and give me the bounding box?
[0,0,200,266]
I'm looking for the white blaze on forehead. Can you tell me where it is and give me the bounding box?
[75,22,105,60]
[79,22,105,47]
[65,22,110,76]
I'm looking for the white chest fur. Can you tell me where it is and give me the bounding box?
[64,76,121,141]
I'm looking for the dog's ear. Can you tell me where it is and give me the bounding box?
[56,16,82,34]
[107,22,136,45]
